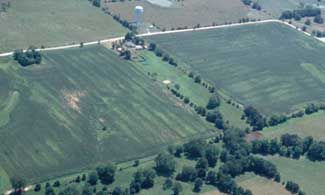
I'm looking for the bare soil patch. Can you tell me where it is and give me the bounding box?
[245,132,263,142]
[62,90,86,113]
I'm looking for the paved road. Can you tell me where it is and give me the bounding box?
[0,19,323,58]
[0,37,124,57]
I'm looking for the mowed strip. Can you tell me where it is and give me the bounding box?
[0,45,212,183]
[146,22,325,115]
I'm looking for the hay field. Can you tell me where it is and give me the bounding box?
[262,111,325,140]
[236,173,290,195]
[265,156,325,195]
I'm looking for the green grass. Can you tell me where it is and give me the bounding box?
[146,22,325,115]
[236,173,290,195]
[26,148,222,195]
[0,0,127,53]
[262,111,325,140]
[132,50,247,129]
[265,155,325,195]
[301,63,325,84]
[0,91,19,127]
[0,45,214,185]
[0,167,10,193]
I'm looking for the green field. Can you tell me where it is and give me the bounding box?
[236,173,290,195]
[0,0,127,53]
[262,111,325,140]
[0,46,213,185]
[132,51,247,129]
[265,156,325,195]
[146,22,325,115]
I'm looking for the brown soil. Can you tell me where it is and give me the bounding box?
[62,90,86,113]
[245,131,263,142]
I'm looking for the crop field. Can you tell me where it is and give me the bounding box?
[0,46,213,184]
[265,156,325,195]
[0,0,127,53]
[146,22,325,115]
[236,173,290,195]
[262,111,325,140]
[106,0,249,30]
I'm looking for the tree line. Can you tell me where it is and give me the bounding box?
[280,7,323,24]
[252,133,325,161]
[243,103,325,131]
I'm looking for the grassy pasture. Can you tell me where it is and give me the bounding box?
[262,111,325,140]
[265,156,325,195]
[0,0,127,53]
[236,173,290,195]
[106,0,249,30]
[131,50,248,129]
[0,45,213,185]
[146,22,325,115]
[0,167,10,194]
[26,153,223,195]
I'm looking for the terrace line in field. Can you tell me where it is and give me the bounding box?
[146,22,325,115]
[0,46,212,183]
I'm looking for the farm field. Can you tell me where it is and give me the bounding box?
[132,50,248,129]
[265,156,325,195]
[0,0,127,53]
[0,45,213,185]
[262,111,325,140]
[105,0,249,30]
[146,22,325,115]
[236,173,290,195]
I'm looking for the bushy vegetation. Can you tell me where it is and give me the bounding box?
[13,48,42,67]
[280,7,321,20]
[252,133,325,161]
[243,106,267,130]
